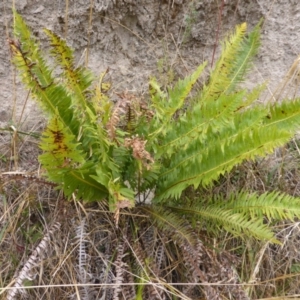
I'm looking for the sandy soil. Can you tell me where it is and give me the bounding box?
[1,0,300,130]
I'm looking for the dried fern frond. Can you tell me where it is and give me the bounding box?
[106,92,131,141]
[113,243,126,300]
[124,136,154,170]
[7,222,61,300]
[75,217,91,300]
[0,171,56,187]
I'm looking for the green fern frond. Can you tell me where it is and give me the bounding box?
[12,10,53,88]
[11,11,82,138]
[44,29,93,94]
[12,11,112,157]
[12,11,300,239]
[157,87,267,161]
[201,22,246,100]
[90,70,113,126]
[152,22,300,201]
[224,21,261,92]
[156,125,291,200]
[39,115,85,169]
[39,116,109,199]
[141,206,198,248]
[149,62,206,139]
[157,90,248,157]
[155,23,262,157]
[11,11,120,205]
[220,191,300,221]
[43,28,114,160]
[63,166,109,200]
[44,29,96,119]
[168,204,278,243]
[202,21,260,101]
[264,98,300,132]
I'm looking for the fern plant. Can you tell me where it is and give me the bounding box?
[8,11,300,244]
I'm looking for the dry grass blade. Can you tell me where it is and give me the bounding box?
[269,55,300,102]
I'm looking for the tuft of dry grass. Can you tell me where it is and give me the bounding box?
[2,123,300,299]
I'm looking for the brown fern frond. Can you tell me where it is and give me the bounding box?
[0,172,56,187]
[199,248,250,300]
[127,224,167,300]
[124,136,154,170]
[178,231,249,300]
[139,101,155,122]
[118,91,139,134]
[7,222,61,300]
[75,217,92,300]
[122,264,136,300]
[159,221,220,299]
[140,224,156,258]
[140,229,168,294]
[124,93,154,132]
[126,102,135,134]
[106,92,131,141]
[179,240,221,300]
[106,91,153,141]
[106,102,123,141]
[113,242,126,300]
[99,266,114,300]
[218,251,250,300]
[155,243,165,274]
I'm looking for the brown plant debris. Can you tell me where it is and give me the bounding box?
[124,136,154,170]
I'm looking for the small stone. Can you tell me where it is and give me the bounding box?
[33,6,45,14]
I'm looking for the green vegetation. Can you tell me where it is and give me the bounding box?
[4,10,300,299]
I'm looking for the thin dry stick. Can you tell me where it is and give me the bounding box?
[268,55,300,102]
[85,0,94,66]
[170,33,189,73]
[245,241,269,297]
[101,15,151,48]
[17,89,31,129]
[9,125,18,170]
[211,0,225,68]
[64,0,69,38]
